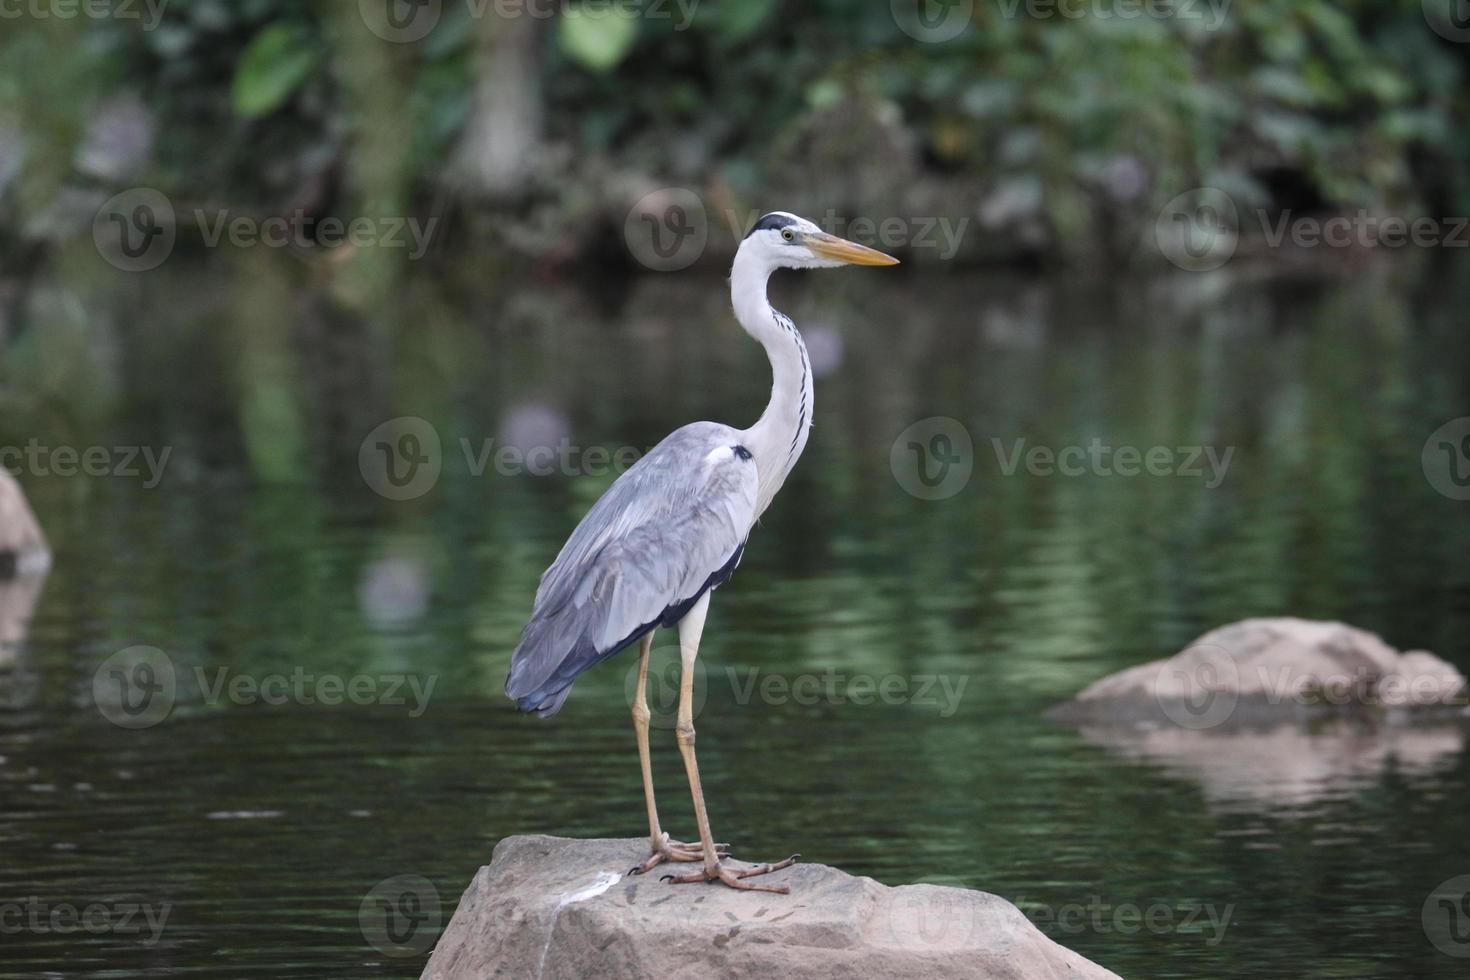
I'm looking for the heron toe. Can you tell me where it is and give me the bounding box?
[628,835,731,875]
[660,854,800,893]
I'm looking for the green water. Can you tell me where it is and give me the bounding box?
[2,252,1469,978]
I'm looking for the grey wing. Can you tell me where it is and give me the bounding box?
[504,422,758,716]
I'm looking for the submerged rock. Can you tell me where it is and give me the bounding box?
[422,835,1120,980]
[0,470,48,578]
[1049,618,1467,728]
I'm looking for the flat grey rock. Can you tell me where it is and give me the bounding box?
[422,835,1120,980]
[1049,618,1467,727]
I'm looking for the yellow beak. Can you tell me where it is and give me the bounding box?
[805,232,900,266]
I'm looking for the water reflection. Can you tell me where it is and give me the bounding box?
[0,251,1468,979]
[1074,720,1467,812]
[0,571,45,704]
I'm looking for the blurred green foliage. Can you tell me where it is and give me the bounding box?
[0,0,1466,264]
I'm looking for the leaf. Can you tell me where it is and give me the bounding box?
[707,0,776,43]
[232,22,320,119]
[558,6,639,73]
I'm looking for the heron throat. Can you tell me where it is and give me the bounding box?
[730,247,815,516]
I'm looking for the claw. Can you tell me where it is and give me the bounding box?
[629,835,731,876]
[661,853,799,893]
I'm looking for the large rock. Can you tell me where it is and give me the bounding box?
[0,469,48,578]
[422,835,1120,980]
[1049,618,1467,728]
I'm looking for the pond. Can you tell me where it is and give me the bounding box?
[2,249,1469,978]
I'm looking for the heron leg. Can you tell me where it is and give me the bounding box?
[662,592,799,894]
[629,629,728,875]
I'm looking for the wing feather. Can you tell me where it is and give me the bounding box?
[504,422,757,715]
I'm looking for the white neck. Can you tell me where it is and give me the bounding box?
[730,246,814,515]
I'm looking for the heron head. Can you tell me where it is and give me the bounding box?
[741,212,899,270]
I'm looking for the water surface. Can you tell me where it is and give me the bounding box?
[2,252,1469,978]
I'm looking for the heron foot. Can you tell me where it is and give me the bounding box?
[628,832,731,875]
[659,854,800,894]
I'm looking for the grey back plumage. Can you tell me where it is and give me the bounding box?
[505,422,758,715]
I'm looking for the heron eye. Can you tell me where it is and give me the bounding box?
[781,228,796,242]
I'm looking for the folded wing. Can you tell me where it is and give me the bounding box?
[504,422,758,716]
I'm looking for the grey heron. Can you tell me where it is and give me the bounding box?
[505,211,898,893]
